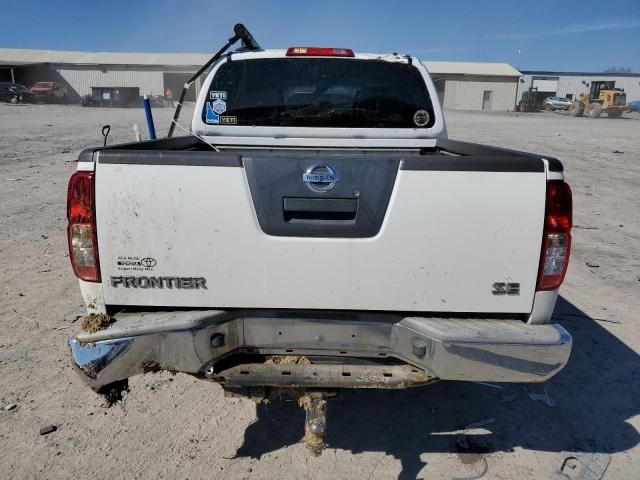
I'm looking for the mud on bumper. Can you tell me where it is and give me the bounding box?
[69,310,572,392]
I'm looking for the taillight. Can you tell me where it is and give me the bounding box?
[67,171,100,282]
[286,47,354,57]
[537,181,572,291]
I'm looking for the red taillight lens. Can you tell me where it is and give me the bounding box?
[67,171,100,282]
[537,181,572,291]
[286,47,355,57]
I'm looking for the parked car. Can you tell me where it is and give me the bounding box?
[30,81,68,103]
[628,100,640,113]
[0,82,33,103]
[67,26,573,454]
[543,96,572,111]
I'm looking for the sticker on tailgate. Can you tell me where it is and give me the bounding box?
[117,256,157,272]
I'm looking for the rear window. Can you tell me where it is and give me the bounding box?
[202,58,435,128]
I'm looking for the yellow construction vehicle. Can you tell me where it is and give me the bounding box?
[568,81,627,118]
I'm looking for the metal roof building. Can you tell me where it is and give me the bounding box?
[1,48,521,110]
[425,61,522,111]
[0,48,211,66]
[516,70,640,104]
[0,48,208,103]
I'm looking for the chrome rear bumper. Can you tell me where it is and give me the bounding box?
[69,310,572,391]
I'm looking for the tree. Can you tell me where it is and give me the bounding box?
[604,67,632,74]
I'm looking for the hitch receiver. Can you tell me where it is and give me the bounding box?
[299,392,329,455]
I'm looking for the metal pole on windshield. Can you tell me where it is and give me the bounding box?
[167,24,260,138]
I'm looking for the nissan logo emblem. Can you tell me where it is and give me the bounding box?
[302,163,340,192]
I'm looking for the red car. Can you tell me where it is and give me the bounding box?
[30,81,68,103]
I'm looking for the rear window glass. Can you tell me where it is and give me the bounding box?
[202,58,435,128]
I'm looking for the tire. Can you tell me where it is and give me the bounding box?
[545,104,553,111]
[568,102,583,117]
[587,102,602,118]
[9,95,18,104]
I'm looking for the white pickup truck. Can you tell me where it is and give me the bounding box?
[68,37,572,451]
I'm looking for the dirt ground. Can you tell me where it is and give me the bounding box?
[0,103,638,479]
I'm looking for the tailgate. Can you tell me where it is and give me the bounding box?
[94,145,547,313]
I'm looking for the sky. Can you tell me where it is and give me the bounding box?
[1,0,639,72]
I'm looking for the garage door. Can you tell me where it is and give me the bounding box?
[532,78,559,92]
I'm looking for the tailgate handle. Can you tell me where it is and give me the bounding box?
[283,197,357,223]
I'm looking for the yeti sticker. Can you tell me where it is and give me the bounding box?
[211,99,226,115]
[210,91,227,100]
[206,102,220,124]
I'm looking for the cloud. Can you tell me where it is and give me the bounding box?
[487,20,640,40]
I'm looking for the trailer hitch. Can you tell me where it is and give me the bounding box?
[224,386,334,454]
[298,391,333,455]
[210,359,434,454]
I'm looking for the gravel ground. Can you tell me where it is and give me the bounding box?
[0,104,638,479]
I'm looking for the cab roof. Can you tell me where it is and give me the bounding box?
[227,48,415,63]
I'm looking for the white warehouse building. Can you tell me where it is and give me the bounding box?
[425,61,522,111]
[517,70,640,104]
[0,48,209,103]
